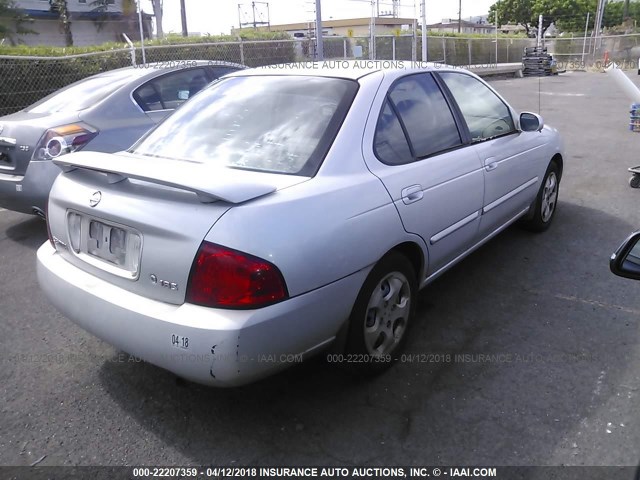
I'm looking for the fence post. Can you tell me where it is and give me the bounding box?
[442,37,446,64]
[392,36,396,60]
[122,33,136,66]
[468,39,472,66]
[238,37,245,65]
[344,38,347,59]
[412,19,417,62]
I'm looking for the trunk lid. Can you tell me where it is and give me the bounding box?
[47,151,309,305]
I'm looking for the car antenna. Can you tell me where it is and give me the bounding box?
[538,76,542,114]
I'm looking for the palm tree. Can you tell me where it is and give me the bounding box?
[151,0,163,38]
[49,0,73,46]
[624,0,630,19]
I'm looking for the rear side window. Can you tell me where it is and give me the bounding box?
[374,101,413,165]
[374,73,462,165]
[134,68,210,112]
[389,74,462,159]
[439,72,515,141]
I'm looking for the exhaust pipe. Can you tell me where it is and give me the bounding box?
[32,207,46,220]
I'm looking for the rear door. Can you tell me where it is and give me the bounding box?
[363,72,485,276]
[438,72,544,237]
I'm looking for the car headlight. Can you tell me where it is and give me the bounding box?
[33,123,98,161]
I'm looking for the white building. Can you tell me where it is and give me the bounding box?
[10,0,151,46]
[426,18,495,35]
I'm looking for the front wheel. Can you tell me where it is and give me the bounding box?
[521,161,560,232]
[344,252,417,373]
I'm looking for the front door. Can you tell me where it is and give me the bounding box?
[438,72,543,237]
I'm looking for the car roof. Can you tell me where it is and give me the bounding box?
[91,60,246,80]
[226,60,470,81]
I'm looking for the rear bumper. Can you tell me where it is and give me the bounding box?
[37,242,368,387]
[0,160,60,214]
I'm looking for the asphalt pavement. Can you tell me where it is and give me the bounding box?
[1,71,640,468]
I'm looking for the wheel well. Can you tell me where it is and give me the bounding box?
[389,242,424,282]
[551,153,563,180]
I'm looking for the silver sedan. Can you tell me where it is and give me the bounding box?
[37,63,564,387]
[0,61,243,217]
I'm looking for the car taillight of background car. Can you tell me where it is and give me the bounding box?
[33,123,98,161]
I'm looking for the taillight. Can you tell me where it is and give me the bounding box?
[186,242,288,309]
[33,123,98,161]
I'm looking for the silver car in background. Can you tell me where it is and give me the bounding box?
[37,63,564,387]
[0,60,243,217]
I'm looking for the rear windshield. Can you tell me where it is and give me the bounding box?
[131,75,358,176]
[26,72,132,113]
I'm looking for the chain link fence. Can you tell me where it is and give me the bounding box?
[0,39,297,116]
[6,33,639,117]
[547,34,640,70]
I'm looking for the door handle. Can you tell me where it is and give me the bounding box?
[401,185,424,205]
[484,157,498,172]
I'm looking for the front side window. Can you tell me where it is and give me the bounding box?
[439,72,516,142]
[132,75,358,175]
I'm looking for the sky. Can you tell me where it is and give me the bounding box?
[143,0,497,36]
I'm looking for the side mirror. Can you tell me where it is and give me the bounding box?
[610,231,640,280]
[520,112,544,132]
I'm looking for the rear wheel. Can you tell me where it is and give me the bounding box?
[521,161,560,232]
[344,252,417,373]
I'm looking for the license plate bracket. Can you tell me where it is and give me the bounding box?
[67,211,142,279]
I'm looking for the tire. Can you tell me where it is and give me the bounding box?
[521,161,560,232]
[344,252,417,373]
[629,175,640,189]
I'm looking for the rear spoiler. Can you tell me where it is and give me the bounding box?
[53,152,279,204]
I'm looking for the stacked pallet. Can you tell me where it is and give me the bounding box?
[522,47,554,77]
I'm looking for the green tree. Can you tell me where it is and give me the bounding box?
[0,0,34,44]
[536,0,593,33]
[489,0,594,36]
[488,0,535,36]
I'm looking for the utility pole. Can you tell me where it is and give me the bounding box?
[458,0,461,34]
[581,12,590,66]
[180,0,188,37]
[495,6,498,64]
[137,0,146,63]
[370,0,375,60]
[594,0,605,48]
[315,0,323,60]
[421,0,427,62]
[537,13,543,49]
[237,2,270,30]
